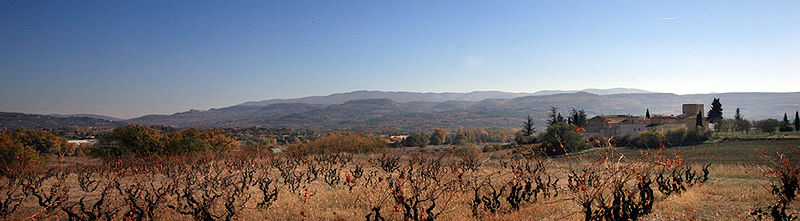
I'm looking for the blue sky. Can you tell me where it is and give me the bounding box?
[1,1,798,118]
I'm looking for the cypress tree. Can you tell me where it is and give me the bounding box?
[696,111,703,128]
[707,98,723,128]
[734,108,742,120]
[780,113,793,132]
[645,109,650,119]
[795,111,800,131]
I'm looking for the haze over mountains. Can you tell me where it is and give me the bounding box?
[2,88,799,132]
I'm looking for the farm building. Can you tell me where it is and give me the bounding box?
[585,104,709,137]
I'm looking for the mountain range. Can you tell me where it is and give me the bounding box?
[0,112,123,129]
[237,88,654,106]
[3,89,799,132]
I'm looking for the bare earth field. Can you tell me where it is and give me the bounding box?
[3,140,799,220]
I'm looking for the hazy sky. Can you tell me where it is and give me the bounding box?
[2,1,798,119]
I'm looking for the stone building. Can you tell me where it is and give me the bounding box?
[585,104,709,137]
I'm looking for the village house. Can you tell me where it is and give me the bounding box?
[585,104,709,137]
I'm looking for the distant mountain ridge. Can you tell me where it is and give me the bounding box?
[49,113,123,121]
[237,88,655,107]
[530,88,654,96]
[1,112,123,129]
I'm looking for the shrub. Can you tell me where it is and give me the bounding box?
[166,128,239,154]
[537,122,586,156]
[454,145,482,159]
[0,132,44,177]
[757,119,781,133]
[165,128,206,154]
[94,125,238,157]
[665,127,687,147]
[587,135,610,148]
[779,122,794,132]
[611,135,632,147]
[197,128,239,151]
[635,130,665,148]
[94,125,166,157]
[294,134,386,155]
[429,129,447,145]
[611,127,709,148]
[448,127,516,145]
[735,119,752,132]
[685,127,712,144]
[401,133,429,147]
[514,135,537,145]
[514,131,537,145]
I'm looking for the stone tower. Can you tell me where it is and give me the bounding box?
[682,104,704,115]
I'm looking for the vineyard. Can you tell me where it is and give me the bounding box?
[0,140,796,220]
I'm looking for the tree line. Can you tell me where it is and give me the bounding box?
[397,127,517,147]
[704,98,799,133]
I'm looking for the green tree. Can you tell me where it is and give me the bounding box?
[516,115,537,145]
[429,128,447,145]
[645,109,650,119]
[779,113,794,132]
[707,98,723,130]
[537,122,586,156]
[568,108,588,128]
[547,107,566,126]
[522,115,535,136]
[696,111,704,128]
